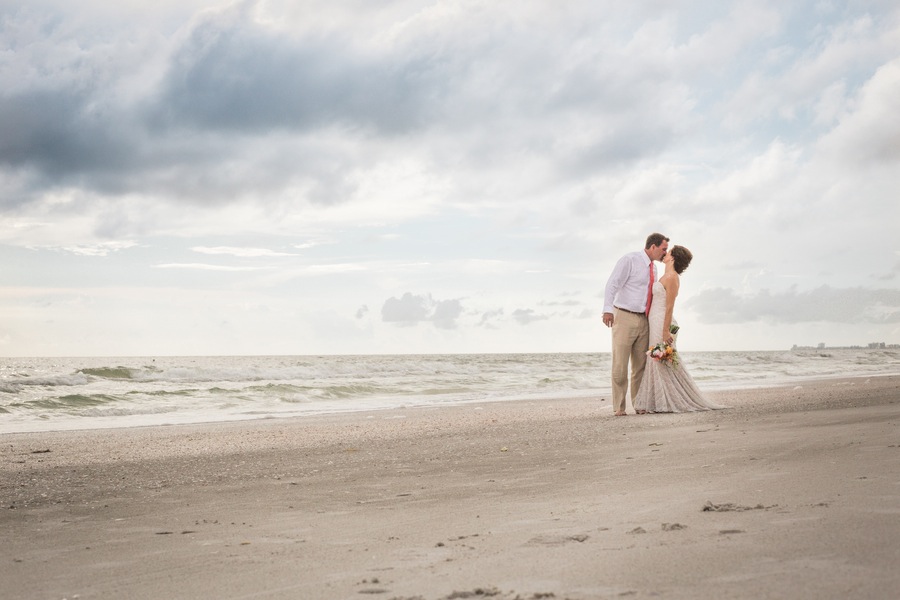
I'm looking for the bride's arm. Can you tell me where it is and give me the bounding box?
[662,276,680,343]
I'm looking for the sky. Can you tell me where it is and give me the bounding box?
[1,0,899,357]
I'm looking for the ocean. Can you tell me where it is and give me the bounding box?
[2,349,899,434]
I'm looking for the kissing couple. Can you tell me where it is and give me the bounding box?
[602,233,726,416]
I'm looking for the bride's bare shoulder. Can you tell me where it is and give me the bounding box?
[661,273,681,291]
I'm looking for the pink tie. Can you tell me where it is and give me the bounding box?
[645,261,654,316]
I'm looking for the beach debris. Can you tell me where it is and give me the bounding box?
[702,501,776,512]
[719,529,745,535]
[446,588,502,598]
[661,523,686,531]
[500,447,508,452]
[627,527,646,534]
[357,579,387,594]
[31,449,52,454]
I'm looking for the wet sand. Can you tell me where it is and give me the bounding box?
[2,375,900,599]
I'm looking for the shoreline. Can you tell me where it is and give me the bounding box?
[3,375,900,599]
[6,369,900,437]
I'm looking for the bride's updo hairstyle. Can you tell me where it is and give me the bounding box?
[671,245,693,274]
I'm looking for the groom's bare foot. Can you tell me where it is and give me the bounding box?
[614,411,627,416]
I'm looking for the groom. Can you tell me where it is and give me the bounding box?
[602,233,669,416]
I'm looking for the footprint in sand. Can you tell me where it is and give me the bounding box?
[627,527,647,534]
[526,533,590,546]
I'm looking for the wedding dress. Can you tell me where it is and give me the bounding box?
[633,282,726,413]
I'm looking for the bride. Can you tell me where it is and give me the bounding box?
[633,245,726,414]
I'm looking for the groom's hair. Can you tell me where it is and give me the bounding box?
[645,233,669,249]
[671,245,693,274]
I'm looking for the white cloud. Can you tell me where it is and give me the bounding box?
[57,241,138,256]
[192,246,297,257]
[817,57,900,165]
[154,263,271,272]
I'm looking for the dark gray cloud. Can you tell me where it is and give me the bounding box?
[0,0,691,213]
[381,292,463,329]
[149,7,444,134]
[0,2,449,210]
[0,89,136,206]
[684,286,900,324]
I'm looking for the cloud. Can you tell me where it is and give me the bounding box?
[477,308,504,329]
[306,263,365,274]
[191,246,297,257]
[154,263,270,272]
[684,286,900,324]
[0,1,445,212]
[381,292,463,329]
[0,1,717,216]
[54,241,138,256]
[150,2,440,135]
[818,56,900,166]
[512,308,549,325]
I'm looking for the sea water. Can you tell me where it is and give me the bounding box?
[1,349,898,434]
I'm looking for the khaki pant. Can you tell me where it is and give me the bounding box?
[610,308,650,414]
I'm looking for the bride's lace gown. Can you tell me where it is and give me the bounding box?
[633,282,726,413]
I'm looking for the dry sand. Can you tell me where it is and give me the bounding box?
[2,375,899,600]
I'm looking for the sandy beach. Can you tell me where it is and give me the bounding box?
[3,375,899,599]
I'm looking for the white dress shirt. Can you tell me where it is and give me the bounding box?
[603,250,655,314]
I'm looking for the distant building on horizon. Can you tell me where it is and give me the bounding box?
[791,342,898,350]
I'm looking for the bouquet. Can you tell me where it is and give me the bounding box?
[648,341,679,366]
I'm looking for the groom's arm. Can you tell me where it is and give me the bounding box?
[602,255,631,326]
